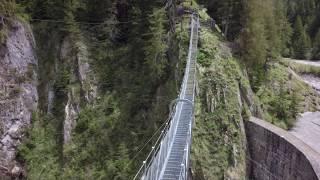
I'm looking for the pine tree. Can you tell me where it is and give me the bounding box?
[240,0,268,90]
[292,16,311,59]
[199,0,243,40]
[274,0,292,57]
[264,0,280,60]
[143,8,167,80]
[312,29,320,59]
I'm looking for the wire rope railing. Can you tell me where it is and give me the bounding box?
[133,13,199,180]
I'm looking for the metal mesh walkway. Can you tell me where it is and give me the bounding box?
[134,14,199,180]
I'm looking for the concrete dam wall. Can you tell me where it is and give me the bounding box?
[245,117,320,180]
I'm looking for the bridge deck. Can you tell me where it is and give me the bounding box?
[160,16,199,180]
[134,14,199,180]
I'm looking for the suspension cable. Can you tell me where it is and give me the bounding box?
[127,103,177,167]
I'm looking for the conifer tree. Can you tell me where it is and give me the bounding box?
[144,8,167,80]
[198,0,243,40]
[292,16,311,59]
[240,0,268,90]
[312,29,320,59]
[264,0,280,60]
[274,0,292,57]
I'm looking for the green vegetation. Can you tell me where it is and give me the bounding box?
[19,113,61,180]
[292,16,311,59]
[197,0,243,40]
[313,30,320,59]
[256,63,303,129]
[2,0,319,179]
[62,95,132,179]
[192,18,247,179]
[202,0,320,60]
[0,26,8,44]
[191,6,320,180]
[239,0,291,90]
[286,0,320,59]
[15,0,182,179]
[198,0,320,130]
[0,0,23,17]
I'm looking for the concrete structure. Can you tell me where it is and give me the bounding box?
[245,117,320,180]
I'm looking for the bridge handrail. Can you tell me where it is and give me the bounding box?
[133,13,199,180]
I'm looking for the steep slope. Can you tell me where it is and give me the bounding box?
[0,19,37,177]
[191,6,320,179]
[10,1,184,179]
[191,10,254,179]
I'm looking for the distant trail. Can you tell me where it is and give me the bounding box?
[284,58,320,67]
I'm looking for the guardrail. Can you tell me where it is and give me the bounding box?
[133,13,199,180]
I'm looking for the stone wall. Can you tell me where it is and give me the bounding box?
[245,117,320,180]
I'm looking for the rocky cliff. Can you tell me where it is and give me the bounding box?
[0,20,37,177]
[0,16,97,177]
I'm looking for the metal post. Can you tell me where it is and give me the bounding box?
[133,13,199,180]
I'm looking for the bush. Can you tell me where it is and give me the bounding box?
[0,0,17,17]
[18,112,61,179]
[197,49,212,67]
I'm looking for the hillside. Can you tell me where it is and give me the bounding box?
[1,0,320,179]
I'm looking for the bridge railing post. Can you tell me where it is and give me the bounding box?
[134,13,199,180]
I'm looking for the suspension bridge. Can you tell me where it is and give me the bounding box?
[134,13,199,180]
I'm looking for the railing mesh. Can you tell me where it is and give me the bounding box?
[134,14,199,180]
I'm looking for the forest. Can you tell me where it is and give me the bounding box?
[200,0,320,87]
[1,0,320,179]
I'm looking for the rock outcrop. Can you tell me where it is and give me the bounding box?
[59,37,96,144]
[0,20,38,176]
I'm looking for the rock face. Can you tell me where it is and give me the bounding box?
[0,21,37,175]
[59,37,96,144]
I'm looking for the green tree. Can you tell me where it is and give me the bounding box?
[18,113,61,179]
[198,0,243,40]
[312,28,320,59]
[274,0,293,57]
[143,8,168,80]
[240,0,268,90]
[292,16,311,59]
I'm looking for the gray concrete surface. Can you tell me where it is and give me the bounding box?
[245,117,320,180]
[287,59,320,154]
[290,112,320,152]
